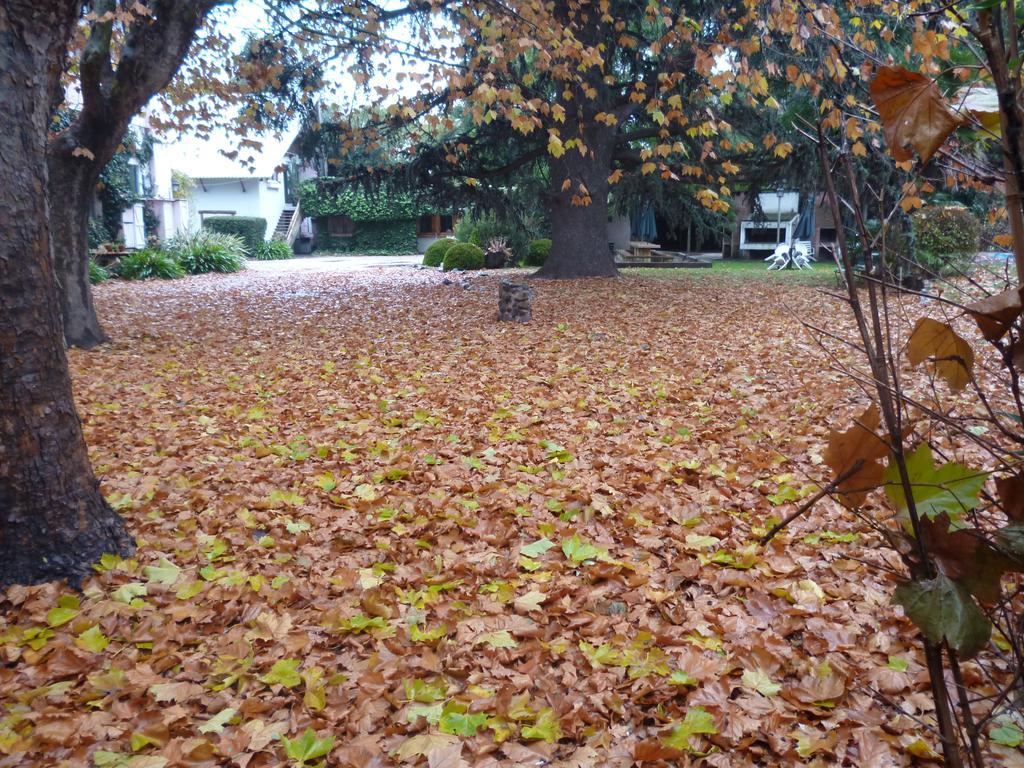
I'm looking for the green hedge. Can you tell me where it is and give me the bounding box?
[203,216,267,253]
[442,242,485,271]
[314,218,418,255]
[912,206,980,276]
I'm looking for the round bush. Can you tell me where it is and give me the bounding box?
[912,206,980,276]
[116,249,185,280]
[442,242,485,271]
[423,237,456,267]
[524,238,552,267]
[252,239,294,260]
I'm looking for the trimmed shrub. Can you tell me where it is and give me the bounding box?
[202,216,267,253]
[442,242,485,271]
[454,212,531,262]
[167,230,247,274]
[423,237,456,267]
[116,249,185,280]
[524,238,552,267]
[88,259,110,284]
[252,239,294,260]
[912,205,980,276]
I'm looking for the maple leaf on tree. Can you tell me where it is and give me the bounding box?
[906,318,974,392]
[870,66,963,163]
[822,404,892,508]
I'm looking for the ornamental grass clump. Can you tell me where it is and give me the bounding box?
[252,239,294,260]
[116,249,185,280]
[166,231,247,274]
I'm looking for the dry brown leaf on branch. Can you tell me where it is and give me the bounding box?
[907,317,974,392]
[996,472,1024,522]
[823,404,891,508]
[919,513,1013,604]
[965,286,1024,342]
[869,66,962,163]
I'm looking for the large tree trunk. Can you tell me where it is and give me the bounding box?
[47,0,217,348]
[534,126,618,279]
[48,145,110,348]
[0,1,133,589]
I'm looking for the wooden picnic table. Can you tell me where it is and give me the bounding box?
[629,241,666,261]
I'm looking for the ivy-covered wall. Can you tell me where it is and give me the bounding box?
[300,180,428,221]
[302,179,434,255]
[315,219,419,254]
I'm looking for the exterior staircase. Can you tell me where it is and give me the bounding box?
[273,205,296,239]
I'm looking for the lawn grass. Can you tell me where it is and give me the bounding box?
[623,258,837,287]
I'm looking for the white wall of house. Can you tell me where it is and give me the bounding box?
[608,215,631,251]
[186,177,286,239]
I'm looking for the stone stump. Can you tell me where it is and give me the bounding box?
[498,281,534,323]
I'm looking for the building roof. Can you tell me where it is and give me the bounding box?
[162,125,299,180]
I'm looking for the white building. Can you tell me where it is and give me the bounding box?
[738,191,800,257]
[148,126,303,242]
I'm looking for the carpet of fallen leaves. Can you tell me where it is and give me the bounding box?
[0,266,1007,767]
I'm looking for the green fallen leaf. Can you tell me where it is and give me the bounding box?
[439,701,488,737]
[662,707,718,752]
[280,727,335,766]
[111,582,148,604]
[176,581,205,600]
[520,537,555,558]
[883,444,986,526]
[143,558,181,586]
[668,669,698,686]
[741,668,780,696]
[886,656,909,672]
[990,720,1023,747]
[404,678,448,703]
[198,707,236,734]
[76,624,110,653]
[520,707,562,743]
[46,595,80,627]
[261,659,302,688]
[561,534,607,564]
[475,630,518,649]
[406,702,443,725]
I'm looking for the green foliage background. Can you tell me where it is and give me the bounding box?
[912,206,981,277]
[300,181,428,220]
[315,220,418,254]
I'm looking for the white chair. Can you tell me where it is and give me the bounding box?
[766,242,790,270]
[790,240,813,270]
